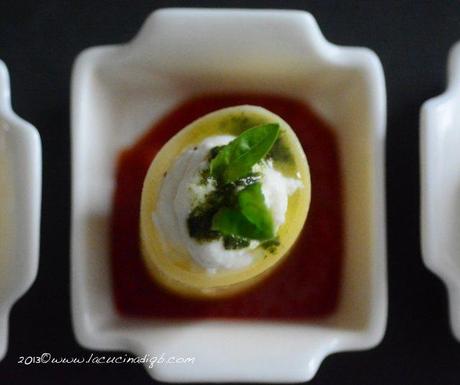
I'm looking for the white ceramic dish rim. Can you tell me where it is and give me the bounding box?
[71,8,387,383]
[421,41,460,340]
[0,60,41,360]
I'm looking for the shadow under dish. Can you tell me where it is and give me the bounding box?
[110,94,343,319]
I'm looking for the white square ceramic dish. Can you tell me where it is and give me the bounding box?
[421,41,460,341]
[71,8,387,382]
[0,60,41,360]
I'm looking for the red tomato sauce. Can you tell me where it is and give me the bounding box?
[111,94,343,319]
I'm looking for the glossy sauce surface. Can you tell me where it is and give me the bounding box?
[111,94,343,319]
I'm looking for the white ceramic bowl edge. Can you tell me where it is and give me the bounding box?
[421,41,460,340]
[0,60,41,360]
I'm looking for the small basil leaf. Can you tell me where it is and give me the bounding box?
[237,182,274,239]
[210,123,280,183]
[211,207,271,240]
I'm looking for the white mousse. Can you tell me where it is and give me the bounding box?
[153,135,302,272]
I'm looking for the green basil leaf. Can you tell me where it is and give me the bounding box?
[237,182,274,239]
[211,182,274,241]
[210,123,280,183]
[211,207,271,240]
